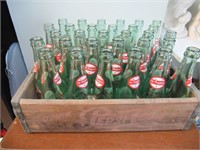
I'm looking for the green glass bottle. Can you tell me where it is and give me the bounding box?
[58,18,67,37]
[44,23,55,46]
[87,24,97,38]
[85,38,99,96]
[38,47,66,99]
[169,47,200,98]
[94,49,114,99]
[97,30,108,56]
[66,23,75,46]
[143,49,172,98]
[59,37,73,83]
[30,36,45,98]
[51,29,62,68]
[74,29,87,57]
[66,48,88,99]
[78,19,87,38]
[111,37,124,98]
[108,24,117,44]
[97,19,106,31]
[134,19,144,39]
[116,19,125,36]
[137,37,151,98]
[117,47,142,99]
[121,30,131,71]
[128,24,139,48]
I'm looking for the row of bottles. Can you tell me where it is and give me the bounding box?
[30,19,200,99]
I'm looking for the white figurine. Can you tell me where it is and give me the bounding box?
[164,0,195,38]
[188,4,200,41]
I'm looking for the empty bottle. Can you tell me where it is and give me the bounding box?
[88,24,97,38]
[58,18,67,37]
[117,47,142,99]
[97,19,106,31]
[44,23,55,46]
[116,19,125,36]
[78,19,87,37]
[144,49,172,98]
[66,47,88,99]
[128,24,139,47]
[94,49,114,99]
[168,47,200,98]
[66,23,75,46]
[85,38,99,96]
[134,19,144,38]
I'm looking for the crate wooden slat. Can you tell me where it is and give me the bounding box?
[11,70,200,133]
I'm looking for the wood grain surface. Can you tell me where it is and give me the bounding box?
[1,118,199,149]
[20,98,198,132]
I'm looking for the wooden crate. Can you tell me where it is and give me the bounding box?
[11,70,200,133]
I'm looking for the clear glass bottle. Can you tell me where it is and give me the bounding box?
[143,49,172,98]
[116,19,125,36]
[74,29,87,57]
[128,24,139,48]
[38,47,66,99]
[169,47,200,98]
[111,37,124,98]
[85,38,99,96]
[51,29,62,68]
[117,47,142,99]
[30,36,45,98]
[94,49,114,99]
[134,19,144,38]
[78,19,87,38]
[44,23,55,46]
[97,19,106,31]
[58,18,67,37]
[87,24,97,38]
[66,23,75,46]
[66,47,88,99]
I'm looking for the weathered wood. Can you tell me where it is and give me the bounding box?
[11,70,36,133]
[12,70,199,133]
[20,97,198,132]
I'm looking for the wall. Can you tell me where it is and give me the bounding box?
[7,0,168,72]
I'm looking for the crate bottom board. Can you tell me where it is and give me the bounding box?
[19,98,198,133]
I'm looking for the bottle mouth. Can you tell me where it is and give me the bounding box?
[184,46,200,59]
[30,36,43,42]
[58,18,67,24]
[38,48,54,60]
[44,23,54,30]
[129,48,142,59]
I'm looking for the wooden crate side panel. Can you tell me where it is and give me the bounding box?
[184,84,200,129]
[20,99,198,132]
[11,71,36,133]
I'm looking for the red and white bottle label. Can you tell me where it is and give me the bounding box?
[128,75,140,89]
[55,52,61,62]
[76,75,88,88]
[53,72,62,85]
[95,74,105,88]
[122,53,128,63]
[112,63,122,76]
[149,76,165,90]
[185,76,192,87]
[34,63,39,73]
[85,63,97,75]
[59,64,64,74]
[41,74,45,85]
[139,62,147,73]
